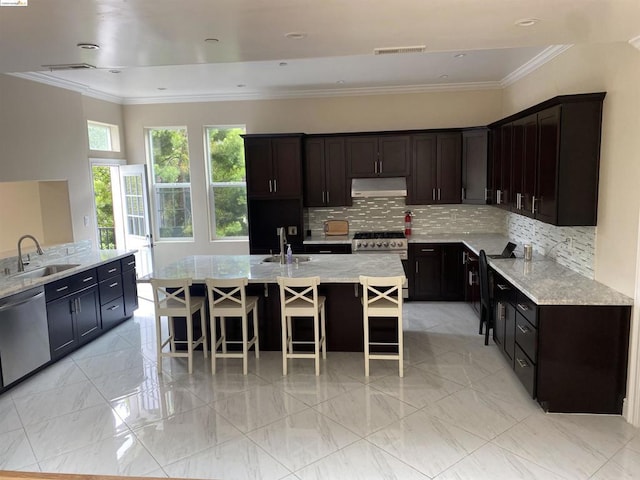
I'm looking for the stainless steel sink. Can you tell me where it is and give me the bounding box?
[262,255,311,263]
[13,263,81,279]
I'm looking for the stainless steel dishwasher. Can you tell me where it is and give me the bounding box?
[0,286,50,388]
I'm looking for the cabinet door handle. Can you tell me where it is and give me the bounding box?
[83,276,94,283]
[432,188,436,201]
[438,188,441,201]
[322,191,325,203]
[69,298,75,314]
[127,260,135,266]
[75,297,81,314]
[108,304,120,311]
[532,196,537,214]
[496,190,501,205]
[319,250,332,253]
[108,268,117,273]
[484,188,489,201]
[415,261,419,273]
[326,191,330,203]
[497,302,506,321]
[421,248,434,252]
[273,179,277,192]
[56,285,69,292]
[496,283,510,291]
[516,357,529,368]
[374,160,378,174]
[268,180,272,193]
[462,251,468,264]
[468,271,474,286]
[517,324,531,334]
[379,160,383,174]
[517,303,530,311]
[109,282,119,288]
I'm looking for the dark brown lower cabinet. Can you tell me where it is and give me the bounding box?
[409,243,463,301]
[492,268,631,414]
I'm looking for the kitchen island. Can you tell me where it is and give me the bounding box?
[142,253,406,352]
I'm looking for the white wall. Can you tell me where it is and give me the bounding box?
[502,42,640,297]
[123,89,503,266]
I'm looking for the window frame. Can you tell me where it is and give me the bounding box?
[145,126,194,242]
[203,125,248,241]
[87,120,121,152]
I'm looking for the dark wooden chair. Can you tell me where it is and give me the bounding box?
[478,250,494,345]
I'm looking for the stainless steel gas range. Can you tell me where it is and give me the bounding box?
[352,231,408,260]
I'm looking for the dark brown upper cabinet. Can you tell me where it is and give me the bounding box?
[244,135,303,199]
[407,132,461,205]
[461,129,488,205]
[304,137,350,207]
[490,93,605,226]
[346,135,410,177]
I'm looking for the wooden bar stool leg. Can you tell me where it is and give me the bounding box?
[168,316,175,352]
[156,313,164,373]
[364,316,370,377]
[220,316,227,353]
[253,307,260,358]
[281,312,288,375]
[314,313,320,376]
[242,313,249,375]
[321,304,327,359]
[187,316,194,375]
[398,317,404,378]
[210,315,217,375]
[287,316,293,354]
[200,306,208,359]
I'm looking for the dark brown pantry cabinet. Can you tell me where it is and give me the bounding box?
[407,132,462,205]
[346,135,410,177]
[244,135,303,198]
[303,137,350,207]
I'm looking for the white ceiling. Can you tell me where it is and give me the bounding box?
[1,0,638,104]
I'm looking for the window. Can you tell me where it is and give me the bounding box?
[88,121,120,152]
[205,126,248,239]
[146,127,193,240]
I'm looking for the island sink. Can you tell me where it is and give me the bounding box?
[262,255,311,263]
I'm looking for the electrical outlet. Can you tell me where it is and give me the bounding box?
[288,226,297,236]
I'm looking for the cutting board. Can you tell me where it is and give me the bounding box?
[323,220,349,236]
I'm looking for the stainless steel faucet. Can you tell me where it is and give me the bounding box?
[277,227,287,264]
[17,234,44,272]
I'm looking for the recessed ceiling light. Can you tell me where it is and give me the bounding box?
[77,42,100,50]
[237,84,246,88]
[279,62,288,67]
[109,69,121,74]
[157,87,167,91]
[439,74,449,79]
[454,53,466,58]
[515,18,540,27]
[204,38,220,43]
[285,32,307,39]
[336,80,345,84]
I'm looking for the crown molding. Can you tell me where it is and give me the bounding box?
[121,81,501,105]
[9,72,124,103]
[500,44,573,87]
[630,35,640,51]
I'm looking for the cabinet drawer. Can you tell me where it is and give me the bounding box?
[45,269,97,302]
[101,297,124,330]
[99,277,123,305]
[97,261,121,281]
[515,292,538,326]
[304,244,352,254]
[514,344,536,398]
[515,313,537,362]
[494,274,516,305]
[121,255,136,271]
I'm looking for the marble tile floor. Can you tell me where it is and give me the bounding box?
[1,297,639,480]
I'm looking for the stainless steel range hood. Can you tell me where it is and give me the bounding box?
[351,177,407,198]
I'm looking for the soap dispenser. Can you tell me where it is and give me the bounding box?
[286,244,293,264]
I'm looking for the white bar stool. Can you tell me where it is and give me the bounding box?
[205,277,260,375]
[150,278,208,374]
[359,275,405,377]
[277,276,326,376]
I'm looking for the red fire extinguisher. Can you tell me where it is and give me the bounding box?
[404,211,413,236]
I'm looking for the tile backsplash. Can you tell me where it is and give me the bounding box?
[306,198,507,236]
[506,213,595,278]
[306,199,595,278]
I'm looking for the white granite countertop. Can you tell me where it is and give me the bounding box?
[140,254,406,284]
[0,249,136,300]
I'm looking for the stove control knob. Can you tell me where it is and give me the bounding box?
[376,242,382,247]
[362,241,368,248]
[383,241,389,247]
[390,241,396,247]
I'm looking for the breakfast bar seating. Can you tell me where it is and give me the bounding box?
[150,278,208,374]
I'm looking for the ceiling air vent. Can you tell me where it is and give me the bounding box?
[374,45,426,55]
[41,63,96,71]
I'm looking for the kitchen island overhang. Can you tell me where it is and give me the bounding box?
[141,254,407,352]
